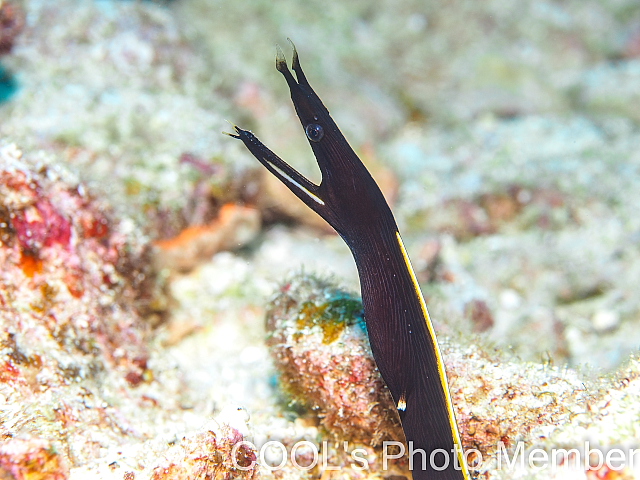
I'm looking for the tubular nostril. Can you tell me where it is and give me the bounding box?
[305,123,324,142]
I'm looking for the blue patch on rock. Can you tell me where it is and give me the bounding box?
[0,65,17,103]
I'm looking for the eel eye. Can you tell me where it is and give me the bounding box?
[305,123,324,142]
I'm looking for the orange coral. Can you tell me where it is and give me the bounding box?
[153,203,260,272]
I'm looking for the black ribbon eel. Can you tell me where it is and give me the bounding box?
[226,42,470,480]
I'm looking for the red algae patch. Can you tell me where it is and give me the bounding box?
[0,142,154,381]
[0,1,23,56]
[0,437,69,480]
[0,142,157,470]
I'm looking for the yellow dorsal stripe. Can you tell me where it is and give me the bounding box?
[396,232,471,479]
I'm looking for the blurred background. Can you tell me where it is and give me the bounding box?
[2,0,640,371]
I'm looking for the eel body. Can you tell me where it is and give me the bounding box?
[227,43,470,480]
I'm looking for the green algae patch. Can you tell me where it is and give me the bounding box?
[296,295,363,344]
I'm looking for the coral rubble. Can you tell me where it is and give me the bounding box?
[265,273,640,479]
[1,0,640,478]
[266,274,404,448]
[150,421,257,480]
[0,141,153,469]
[0,142,257,479]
